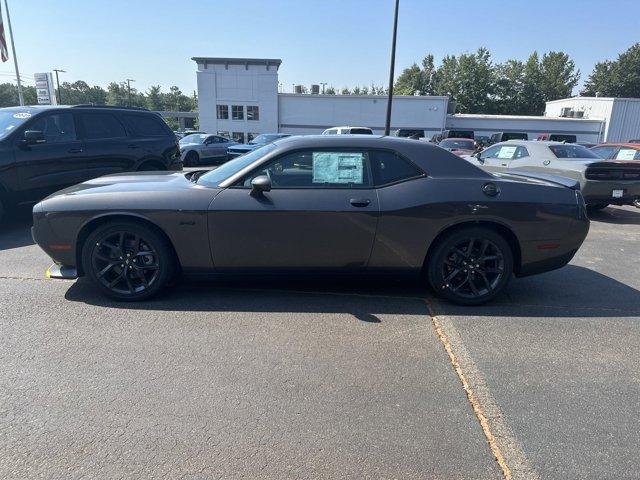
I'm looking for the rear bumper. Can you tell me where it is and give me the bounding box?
[582,180,640,205]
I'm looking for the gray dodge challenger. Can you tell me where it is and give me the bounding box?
[32,135,590,305]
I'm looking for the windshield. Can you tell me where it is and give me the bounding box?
[549,144,599,159]
[0,110,33,139]
[179,134,207,144]
[198,143,278,186]
[249,134,281,145]
[440,139,474,150]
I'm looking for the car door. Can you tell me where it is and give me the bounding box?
[13,111,86,203]
[480,144,517,171]
[203,136,228,160]
[208,148,379,271]
[77,111,138,178]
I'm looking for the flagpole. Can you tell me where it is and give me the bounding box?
[3,0,23,106]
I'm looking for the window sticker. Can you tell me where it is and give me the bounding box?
[312,152,364,184]
[13,112,31,119]
[497,146,517,159]
[616,148,636,160]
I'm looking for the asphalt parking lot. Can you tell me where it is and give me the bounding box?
[1,205,639,479]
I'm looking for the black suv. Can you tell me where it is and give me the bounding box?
[0,105,181,222]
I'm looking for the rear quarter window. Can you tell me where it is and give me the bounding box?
[549,144,598,159]
[370,150,423,186]
[122,113,171,137]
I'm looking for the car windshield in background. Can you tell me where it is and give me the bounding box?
[440,139,474,150]
[197,143,278,186]
[179,134,207,144]
[249,134,281,145]
[549,144,599,159]
[0,110,33,139]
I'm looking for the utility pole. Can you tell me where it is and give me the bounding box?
[384,0,400,136]
[126,78,135,107]
[4,0,23,105]
[320,82,327,94]
[53,69,65,104]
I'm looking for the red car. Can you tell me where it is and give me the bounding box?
[438,138,476,156]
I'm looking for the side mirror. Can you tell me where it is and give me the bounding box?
[250,175,271,196]
[24,130,45,145]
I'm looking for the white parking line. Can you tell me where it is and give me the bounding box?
[427,299,540,480]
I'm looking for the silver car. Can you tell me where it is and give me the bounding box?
[473,140,640,211]
[179,134,238,166]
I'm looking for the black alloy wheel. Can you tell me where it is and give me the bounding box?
[427,227,513,305]
[82,221,174,301]
[185,151,199,167]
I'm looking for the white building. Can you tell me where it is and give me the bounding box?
[194,57,640,143]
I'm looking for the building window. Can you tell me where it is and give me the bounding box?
[216,105,228,120]
[217,131,231,139]
[232,132,245,143]
[247,133,260,142]
[232,105,244,120]
[247,106,259,121]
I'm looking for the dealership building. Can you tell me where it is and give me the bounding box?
[193,56,640,143]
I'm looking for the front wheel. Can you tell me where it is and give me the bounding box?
[427,227,513,305]
[82,221,175,301]
[184,151,199,167]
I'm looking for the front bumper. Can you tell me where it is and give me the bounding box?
[582,180,640,205]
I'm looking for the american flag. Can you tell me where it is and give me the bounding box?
[0,2,7,62]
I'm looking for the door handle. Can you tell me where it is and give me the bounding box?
[350,198,371,207]
[543,160,551,166]
[68,148,83,154]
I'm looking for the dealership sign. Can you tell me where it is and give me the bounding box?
[34,72,57,105]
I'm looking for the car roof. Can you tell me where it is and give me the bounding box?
[593,143,640,149]
[327,126,371,130]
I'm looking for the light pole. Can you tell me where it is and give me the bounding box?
[53,69,65,104]
[320,82,327,94]
[384,0,400,136]
[126,78,135,107]
[4,0,23,105]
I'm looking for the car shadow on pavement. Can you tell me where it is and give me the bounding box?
[64,275,431,323]
[0,209,34,251]
[589,205,640,225]
[63,264,640,319]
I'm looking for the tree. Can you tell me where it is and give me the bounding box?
[325,86,336,95]
[494,59,525,114]
[394,63,424,95]
[538,51,580,102]
[520,52,545,115]
[340,87,350,95]
[582,43,640,97]
[146,85,164,110]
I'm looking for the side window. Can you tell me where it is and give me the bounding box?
[29,113,77,144]
[242,150,371,188]
[591,146,616,159]
[324,129,337,135]
[122,113,168,137]
[370,150,423,186]
[80,113,126,140]
[514,146,529,159]
[495,145,519,160]
[614,148,639,160]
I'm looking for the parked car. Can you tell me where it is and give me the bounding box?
[33,135,589,306]
[394,129,425,139]
[441,129,474,140]
[489,132,528,143]
[474,140,640,210]
[438,138,476,156]
[577,141,597,149]
[179,134,238,166]
[322,126,373,135]
[0,105,181,223]
[227,133,291,159]
[590,143,640,161]
[536,133,577,143]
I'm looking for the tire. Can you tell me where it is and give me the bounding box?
[184,151,199,167]
[586,203,608,212]
[81,221,175,301]
[426,227,513,306]
[137,162,164,172]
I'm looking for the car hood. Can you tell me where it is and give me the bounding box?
[36,171,221,213]
[228,144,258,152]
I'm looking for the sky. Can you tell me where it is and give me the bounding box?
[4,0,640,95]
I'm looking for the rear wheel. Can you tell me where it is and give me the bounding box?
[82,221,175,301]
[185,151,199,167]
[427,227,513,305]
